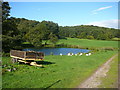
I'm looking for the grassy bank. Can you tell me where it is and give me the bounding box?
[2,51,117,88]
[21,38,119,51]
[98,54,118,88]
[41,38,119,51]
[57,38,119,48]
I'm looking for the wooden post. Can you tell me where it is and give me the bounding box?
[11,58,15,63]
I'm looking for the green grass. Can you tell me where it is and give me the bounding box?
[98,54,118,88]
[57,38,119,48]
[3,38,118,88]
[2,51,117,88]
[24,38,119,49]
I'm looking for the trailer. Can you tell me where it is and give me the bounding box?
[10,50,44,67]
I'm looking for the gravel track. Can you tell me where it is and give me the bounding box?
[77,54,118,88]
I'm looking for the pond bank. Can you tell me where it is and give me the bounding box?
[44,44,119,51]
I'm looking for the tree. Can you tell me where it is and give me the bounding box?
[2,2,11,21]
[40,21,59,39]
[2,35,22,52]
[2,17,18,36]
[2,2,22,53]
[25,20,59,46]
[78,32,87,39]
[41,21,59,34]
[59,25,119,40]
[14,18,39,41]
[48,33,58,45]
[25,23,48,47]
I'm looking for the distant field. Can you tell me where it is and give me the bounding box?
[24,38,119,49]
[57,38,119,48]
[2,51,117,88]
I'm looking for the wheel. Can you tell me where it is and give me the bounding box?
[11,58,18,63]
[15,58,18,63]
[11,58,15,63]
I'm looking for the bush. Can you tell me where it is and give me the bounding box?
[86,35,94,39]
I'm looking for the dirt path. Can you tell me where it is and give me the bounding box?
[77,54,118,88]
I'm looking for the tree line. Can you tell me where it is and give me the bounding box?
[59,25,120,40]
[2,2,120,53]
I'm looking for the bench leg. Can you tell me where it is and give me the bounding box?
[11,58,18,63]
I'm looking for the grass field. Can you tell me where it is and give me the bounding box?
[2,51,117,88]
[98,54,118,88]
[24,38,119,49]
[57,38,119,48]
[2,38,119,88]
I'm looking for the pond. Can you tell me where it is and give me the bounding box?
[23,48,90,55]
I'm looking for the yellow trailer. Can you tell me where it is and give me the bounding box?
[10,50,44,67]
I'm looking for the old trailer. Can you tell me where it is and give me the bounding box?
[10,50,44,67]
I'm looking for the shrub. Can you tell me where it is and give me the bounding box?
[86,35,94,39]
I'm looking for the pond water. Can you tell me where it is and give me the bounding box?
[23,48,90,55]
